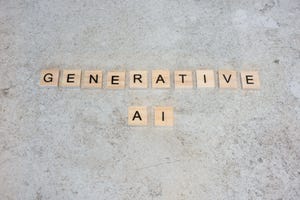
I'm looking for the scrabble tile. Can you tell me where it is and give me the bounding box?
[218,70,238,89]
[154,106,174,126]
[152,70,170,88]
[128,106,148,126]
[106,71,126,89]
[196,69,215,88]
[240,71,260,89]
[40,69,60,87]
[61,69,81,87]
[129,71,148,88]
[174,70,193,88]
[82,70,102,88]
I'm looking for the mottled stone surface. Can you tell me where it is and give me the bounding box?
[0,0,299,199]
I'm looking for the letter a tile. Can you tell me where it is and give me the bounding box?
[128,106,148,126]
[152,70,171,88]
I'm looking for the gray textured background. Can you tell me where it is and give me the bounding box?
[1,0,300,199]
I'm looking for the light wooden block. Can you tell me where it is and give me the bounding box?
[174,70,193,88]
[196,69,215,88]
[129,71,148,88]
[61,69,81,87]
[106,71,125,89]
[240,71,260,89]
[218,70,238,89]
[152,70,170,88]
[128,106,148,126]
[154,107,174,126]
[40,69,60,87]
[82,70,102,88]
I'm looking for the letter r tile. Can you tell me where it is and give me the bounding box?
[129,71,148,88]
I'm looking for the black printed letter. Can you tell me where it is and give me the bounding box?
[111,76,119,85]
[246,75,254,84]
[67,74,75,83]
[132,111,142,121]
[178,74,187,83]
[133,74,142,83]
[44,73,53,82]
[156,75,165,84]
[222,74,232,83]
[89,74,98,84]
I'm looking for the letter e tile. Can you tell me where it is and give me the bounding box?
[240,71,260,89]
[107,71,126,89]
[61,69,81,87]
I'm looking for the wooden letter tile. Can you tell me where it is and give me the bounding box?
[196,69,215,88]
[240,71,260,89]
[40,69,60,87]
[106,71,125,89]
[128,106,148,126]
[152,70,170,88]
[174,70,193,88]
[154,107,174,126]
[61,69,81,87]
[218,70,238,89]
[129,71,148,88]
[82,70,102,88]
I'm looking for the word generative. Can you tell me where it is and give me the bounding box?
[40,69,260,89]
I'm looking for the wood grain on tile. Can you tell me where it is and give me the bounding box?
[174,70,193,88]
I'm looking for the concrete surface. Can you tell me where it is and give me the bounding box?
[0,0,300,199]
